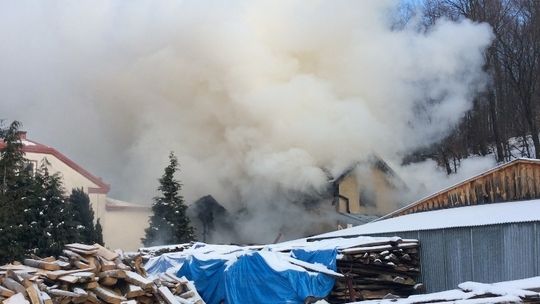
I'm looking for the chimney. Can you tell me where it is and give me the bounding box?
[16,131,27,140]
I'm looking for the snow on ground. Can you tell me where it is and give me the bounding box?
[506,136,537,159]
[459,281,538,298]
[352,290,471,304]
[494,276,540,291]
[350,276,540,304]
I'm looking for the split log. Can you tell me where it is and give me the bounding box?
[3,293,29,304]
[124,272,153,290]
[0,286,15,298]
[94,244,119,261]
[22,260,60,272]
[93,286,127,304]
[2,279,26,296]
[24,285,40,304]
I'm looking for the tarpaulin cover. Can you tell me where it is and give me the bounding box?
[291,248,337,272]
[177,255,229,304]
[145,254,186,277]
[177,249,337,304]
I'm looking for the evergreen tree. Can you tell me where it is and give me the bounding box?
[94,218,104,246]
[69,188,103,244]
[0,121,33,263]
[27,160,79,257]
[0,121,83,261]
[142,152,194,246]
[0,121,26,194]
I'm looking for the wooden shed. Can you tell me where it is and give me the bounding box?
[383,158,540,219]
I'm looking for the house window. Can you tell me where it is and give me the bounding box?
[359,189,376,207]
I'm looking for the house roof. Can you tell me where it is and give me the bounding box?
[0,132,110,194]
[314,199,540,237]
[330,155,401,185]
[105,197,151,211]
[380,158,540,220]
[190,195,227,213]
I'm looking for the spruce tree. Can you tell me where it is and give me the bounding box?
[69,188,103,244]
[0,121,83,261]
[0,121,26,194]
[142,152,194,246]
[94,218,104,246]
[27,160,79,257]
[0,121,33,262]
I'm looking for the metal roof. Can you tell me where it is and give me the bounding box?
[315,199,540,237]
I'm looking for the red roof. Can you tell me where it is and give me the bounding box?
[0,134,110,194]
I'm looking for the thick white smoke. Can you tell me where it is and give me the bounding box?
[0,1,494,240]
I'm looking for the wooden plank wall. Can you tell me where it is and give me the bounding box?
[394,161,540,217]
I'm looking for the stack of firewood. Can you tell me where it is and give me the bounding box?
[138,244,193,259]
[0,243,204,304]
[328,238,422,303]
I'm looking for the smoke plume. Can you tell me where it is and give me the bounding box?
[0,1,494,242]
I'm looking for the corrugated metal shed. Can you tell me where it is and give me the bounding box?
[320,200,540,293]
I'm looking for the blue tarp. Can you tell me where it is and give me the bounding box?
[177,249,338,304]
[178,256,229,304]
[291,249,337,272]
[145,254,186,277]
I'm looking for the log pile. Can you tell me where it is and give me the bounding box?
[328,238,422,303]
[0,243,205,304]
[138,244,193,259]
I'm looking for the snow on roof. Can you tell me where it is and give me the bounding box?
[268,235,405,252]
[316,199,540,238]
[20,140,36,146]
[105,197,151,211]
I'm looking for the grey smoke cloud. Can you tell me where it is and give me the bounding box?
[1,0,493,239]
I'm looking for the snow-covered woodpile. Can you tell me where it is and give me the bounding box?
[140,236,423,303]
[139,244,193,259]
[0,243,204,304]
[354,277,540,304]
[327,237,421,302]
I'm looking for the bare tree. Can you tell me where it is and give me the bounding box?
[407,0,540,171]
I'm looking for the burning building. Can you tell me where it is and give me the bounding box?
[331,156,407,217]
[188,156,407,244]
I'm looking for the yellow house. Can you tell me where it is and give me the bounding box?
[332,157,406,217]
[0,131,151,251]
[103,198,151,250]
